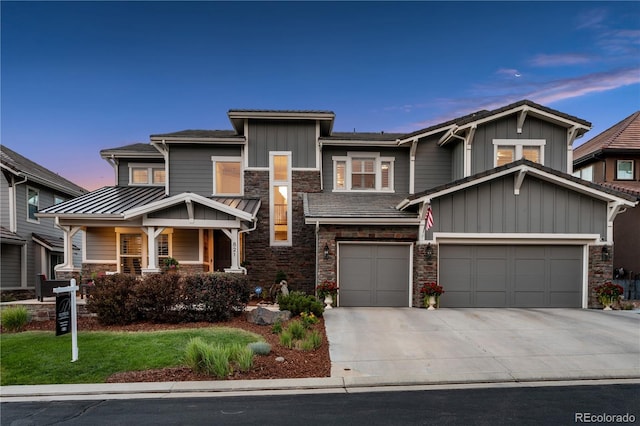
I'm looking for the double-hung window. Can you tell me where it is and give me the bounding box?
[211,156,243,195]
[616,160,634,180]
[572,165,594,182]
[120,233,142,275]
[130,163,165,186]
[493,139,545,167]
[333,152,394,192]
[27,187,39,222]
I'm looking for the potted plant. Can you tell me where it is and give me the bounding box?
[420,282,444,310]
[317,280,338,309]
[594,281,624,310]
[163,257,180,273]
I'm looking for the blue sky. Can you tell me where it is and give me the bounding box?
[2,1,639,191]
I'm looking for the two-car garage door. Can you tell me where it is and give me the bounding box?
[438,245,583,308]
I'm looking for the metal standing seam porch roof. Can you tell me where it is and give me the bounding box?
[38,186,261,220]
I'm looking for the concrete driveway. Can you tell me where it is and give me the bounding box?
[323,308,640,385]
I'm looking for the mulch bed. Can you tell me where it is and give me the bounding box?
[10,314,331,383]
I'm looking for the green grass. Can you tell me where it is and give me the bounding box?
[0,327,262,385]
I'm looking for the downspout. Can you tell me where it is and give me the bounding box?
[9,173,28,232]
[105,154,119,185]
[238,219,258,274]
[151,139,170,195]
[315,220,319,291]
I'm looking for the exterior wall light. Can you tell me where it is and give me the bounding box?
[602,245,610,261]
[324,243,330,259]
[426,243,433,260]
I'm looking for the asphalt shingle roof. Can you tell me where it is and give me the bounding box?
[304,193,415,219]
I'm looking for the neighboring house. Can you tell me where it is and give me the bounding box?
[573,111,640,275]
[39,100,637,309]
[0,145,87,294]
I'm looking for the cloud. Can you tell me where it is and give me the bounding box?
[529,54,592,67]
[400,67,640,132]
[575,8,608,30]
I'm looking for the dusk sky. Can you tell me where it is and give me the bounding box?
[2,1,639,191]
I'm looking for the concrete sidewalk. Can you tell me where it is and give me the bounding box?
[324,308,640,384]
[2,308,639,401]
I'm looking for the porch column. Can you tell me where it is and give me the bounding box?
[54,223,81,272]
[142,226,163,274]
[222,229,243,274]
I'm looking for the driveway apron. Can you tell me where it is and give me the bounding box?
[323,308,640,384]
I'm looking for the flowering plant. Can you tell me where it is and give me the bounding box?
[594,281,623,306]
[317,280,338,298]
[420,282,444,297]
[163,257,180,272]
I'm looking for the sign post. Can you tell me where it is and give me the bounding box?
[53,278,79,362]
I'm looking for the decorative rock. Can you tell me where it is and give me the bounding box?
[275,357,285,363]
[246,307,291,325]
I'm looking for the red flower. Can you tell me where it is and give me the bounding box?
[420,282,444,296]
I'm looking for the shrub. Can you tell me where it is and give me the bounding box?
[277,291,324,317]
[209,345,233,378]
[287,320,306,340]
[230,343,254,372]
[247,341,272,355]
[271,320,283,334]
[184,337,215,374]
[300,311,319,328]
[134,273,182,323]
[86,274,141,325]
[1,306,30,332]
[181,273,251,322]
[303,330,323,351]
[279,330,293,348]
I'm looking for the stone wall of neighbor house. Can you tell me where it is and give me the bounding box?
[317,225,422,302]
[588,244,614,308]
[243,169,321,295]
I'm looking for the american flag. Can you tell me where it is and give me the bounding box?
[424,205,434,231]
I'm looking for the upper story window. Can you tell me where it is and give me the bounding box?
[493,139,545,167]
[27,187,39,222]
[572,165,593,182]
[54,195,66,205]
[129,163,165,186]
[270,152,291,246]
[333,152,394,192]
[211,156,242,195]
[616,160,634,180]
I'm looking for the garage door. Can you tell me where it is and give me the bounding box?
[338,243,411,307]
[439,245,583,308]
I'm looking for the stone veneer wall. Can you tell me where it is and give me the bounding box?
[317,225,430,306]
[588,244,614,308]
[243,169,321,295]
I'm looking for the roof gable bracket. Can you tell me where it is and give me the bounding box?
[607,201,626,223]
[517,108,528,134]
[186,199,194,223]
[438,128,455,145]
[567,126,580,147]
[514,169,527,195]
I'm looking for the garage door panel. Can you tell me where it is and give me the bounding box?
[439,244,582,308]
[377,260,409,290]
[340,260,372,291]
[339,290,372,307]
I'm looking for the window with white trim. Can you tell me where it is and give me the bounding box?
[270,152,291,246]
[211,156,242,195]
[493,139,545,167]
[332,152,394,192]
[27,187,39,222]
[157,233,170,265]
[54,195,66,205]
[572,165,593,182]
[120,233,142,275]
[129,163,165,185]
[616,160,634,180]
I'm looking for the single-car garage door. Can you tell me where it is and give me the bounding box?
[338,243,411,307]
[439,245,583,308]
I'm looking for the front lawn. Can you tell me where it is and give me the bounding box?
[0,327,262,385]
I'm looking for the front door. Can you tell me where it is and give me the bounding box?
[213,230,231,272]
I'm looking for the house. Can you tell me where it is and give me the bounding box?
[573,111,640,275]
[38,100,638,309]
[0,145,87,296]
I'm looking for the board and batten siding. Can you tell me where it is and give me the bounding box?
[168,146,241,196]
[321,147,410,193]
[471,115,569,174]
[413,135,454,192]
[148,203,236,221]
[248,120,317,168]
[172,229,199,261]
[427,174,607,239]
[85,227,117,260]
[117,159,165,187]
[0,244,22,289]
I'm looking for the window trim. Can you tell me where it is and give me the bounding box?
[211,156,244,195]
[332,152,395,192]
[27,186,40,223]
[616,160,634,181]
[493,139,545,167]
[129,163,166,186]
[572,165,594,182]
[269,152,292,246]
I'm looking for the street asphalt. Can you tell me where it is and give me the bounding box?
[2,307,639,401]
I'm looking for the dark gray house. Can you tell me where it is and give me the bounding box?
[39,100,637,308]
[0,145,87,294]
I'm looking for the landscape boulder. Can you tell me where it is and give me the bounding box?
[246,307,291,325]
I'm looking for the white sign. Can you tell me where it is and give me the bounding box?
[53,278,79,362]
